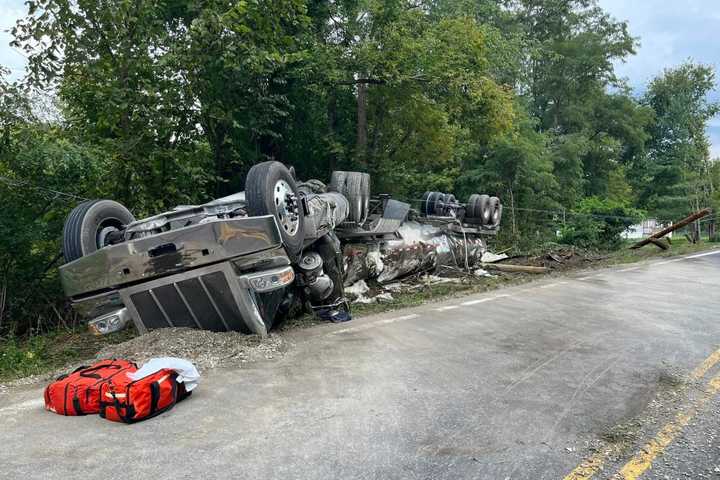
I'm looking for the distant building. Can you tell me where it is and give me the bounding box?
[622,219,672,239]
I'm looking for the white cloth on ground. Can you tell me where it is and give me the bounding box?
[127,357,200,392]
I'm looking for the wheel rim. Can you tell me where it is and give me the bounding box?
[96,219,123,249]
[274,179,300,236]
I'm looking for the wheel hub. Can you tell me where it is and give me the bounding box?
[273,179,300,236]
[97,225,120,248]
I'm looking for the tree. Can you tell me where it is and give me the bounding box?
[457,109,559,248]
[639,62,720,220]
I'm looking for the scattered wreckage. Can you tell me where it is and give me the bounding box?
[58,162,502,336]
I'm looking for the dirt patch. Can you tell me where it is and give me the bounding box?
[500,246,605,271]
[595,364,694,458]
[96,328,286,372]
[601,420,643,446]
[0,328,286,393]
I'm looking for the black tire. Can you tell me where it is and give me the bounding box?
[466,194,482,220]
[63,200,135,262]
[246,161,305,256]
[420,191,433,216]
[329,170,370,223]
[478,194,491,225]
[329,171,348,193]
[489,196,502,227]
[359,173,370,222]
[432,193,445,216]
[425,191,440,217]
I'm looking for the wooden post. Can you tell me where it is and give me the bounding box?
[482,264,549,274]
[630,208,712,249]
[648,238,670,250]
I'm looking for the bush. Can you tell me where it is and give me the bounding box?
[559,197,644,250]
[0,335,49,379]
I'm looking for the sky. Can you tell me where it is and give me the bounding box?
[1,0,719,155]
[598,0,720,157]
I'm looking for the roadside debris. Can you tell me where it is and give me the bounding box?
[482,264,549,274]
[630,208,711,249]
[480,251,509,263]
[495,246,602,271]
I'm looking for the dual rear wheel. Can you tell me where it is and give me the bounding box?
[466,194,502,227]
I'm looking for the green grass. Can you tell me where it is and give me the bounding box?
[0,327,136,382]
[3,239,718,383]
[600,237,719,267]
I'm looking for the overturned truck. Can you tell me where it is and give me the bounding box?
[58,162,502,336]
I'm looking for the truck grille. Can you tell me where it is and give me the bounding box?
[121,264,251,333]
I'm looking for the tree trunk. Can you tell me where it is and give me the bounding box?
[692,220,701,243]
[709,219,716,241]
[0,270,6,332]
[356,81,368,166]
[327,91,337,173]
[508,185,518,248]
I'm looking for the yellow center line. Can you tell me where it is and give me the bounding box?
[561,346,720,480]
[562,449,610,480]
[615,375,720,480]
[690,347,720,380]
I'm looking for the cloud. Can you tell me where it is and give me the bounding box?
[599,0,720,157]
[0,0,27,79]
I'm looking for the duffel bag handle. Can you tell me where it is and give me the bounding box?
[78,363,123,379]
[56,364,90,380]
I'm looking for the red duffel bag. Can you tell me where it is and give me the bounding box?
[99,368,191,423]
[44,359,138,416]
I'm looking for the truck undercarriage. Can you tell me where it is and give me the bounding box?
[58,162,502,336]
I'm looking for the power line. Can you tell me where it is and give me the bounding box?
[0,175,88,202]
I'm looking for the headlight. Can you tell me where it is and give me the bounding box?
[245,267,295,292]
[88,308,131,335]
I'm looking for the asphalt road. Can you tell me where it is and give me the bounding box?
[3,250,720,479]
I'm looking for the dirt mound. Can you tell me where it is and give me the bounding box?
[95,328,286,371]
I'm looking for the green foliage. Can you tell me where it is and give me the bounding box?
[636,62,720,221]
[560,197,643,250]
[1,0,719,337]
[0,335,48,379]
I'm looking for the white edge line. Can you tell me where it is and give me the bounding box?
[685,250,720,259]
[461,298,493,306]
[329,313,420,335]
[435,305,460,311]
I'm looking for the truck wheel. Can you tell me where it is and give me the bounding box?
[329,171,370,223]
[359,173,370,223]
[329,171,347,193]
[63,200,135,262]
[478,194,492,225]
[420,191,432,216]
[246,161,305,255]
[433,193,448,216]
[489,196,502,227]
[423,191,440,217]
[466,194,482,221]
